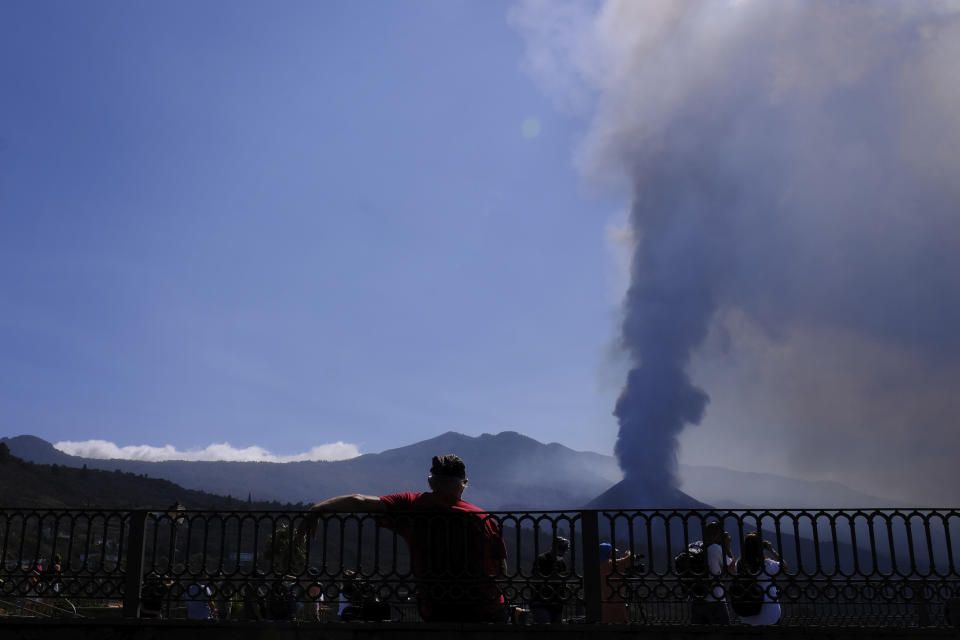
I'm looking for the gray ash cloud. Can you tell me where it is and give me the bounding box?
[515,1,960,501]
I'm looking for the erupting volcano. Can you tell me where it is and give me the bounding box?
[590,167,725,510]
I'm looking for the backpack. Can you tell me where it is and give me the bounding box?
[673,542,709,599]
[729,562,765,617]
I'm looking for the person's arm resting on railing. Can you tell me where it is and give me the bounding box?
[299,494,387,538]
[309,494,386,512]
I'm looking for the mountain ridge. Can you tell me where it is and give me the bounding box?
[1,433,905,509]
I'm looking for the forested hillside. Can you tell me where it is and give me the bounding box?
[0,443,301,510]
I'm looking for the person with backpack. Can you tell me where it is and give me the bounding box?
[140,572,174,619]
[731,532,785,626]
[529,536,569,624]
[684,520,735,625]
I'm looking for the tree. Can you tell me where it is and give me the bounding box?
[0,442,10,463]
[262,523,306,574]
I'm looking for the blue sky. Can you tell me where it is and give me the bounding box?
[0,1,623,459]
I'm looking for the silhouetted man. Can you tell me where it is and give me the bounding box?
[529,536,569,623]
[302,454,508,623]
[691,520,735,625]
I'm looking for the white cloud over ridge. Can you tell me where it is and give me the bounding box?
[53,440,360,463]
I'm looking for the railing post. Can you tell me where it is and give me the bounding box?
[123,510,149,618]
[581,509,601,623]
[915,580,931,627]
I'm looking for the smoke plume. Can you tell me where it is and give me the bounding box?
[514,1,960,500]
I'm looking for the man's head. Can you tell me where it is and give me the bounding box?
[552,536,569,556]
[427,454,468,497]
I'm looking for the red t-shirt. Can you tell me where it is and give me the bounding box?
[379,492,506,621]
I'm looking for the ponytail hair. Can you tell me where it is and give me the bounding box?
[738,532,765,574]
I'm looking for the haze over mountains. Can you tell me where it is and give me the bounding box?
[1,431,905,510]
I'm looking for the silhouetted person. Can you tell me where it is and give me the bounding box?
[299,579,326,622]
[185,582,215,619]
[529,536,569,624]
[734,532,785,626]
[23,560,42,596]
[140,572,174,619]
[41,554,63,605]
[599,543,633,624]
[337,570,391,622]
[241,571,268,621]
[302,454,508,622]
[690,520,735,625]
[212,571,233,620]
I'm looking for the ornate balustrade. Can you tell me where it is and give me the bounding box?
[0,507,957,627]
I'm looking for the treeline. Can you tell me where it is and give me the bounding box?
[0,443,305,510]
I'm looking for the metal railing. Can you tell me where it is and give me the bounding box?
[0,506,958,626]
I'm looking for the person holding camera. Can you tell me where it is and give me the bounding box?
[599,542,634,623]
[733,533,785,626]
[691,520,736,625]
